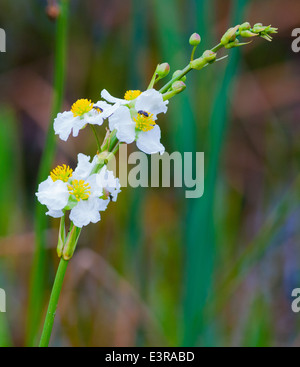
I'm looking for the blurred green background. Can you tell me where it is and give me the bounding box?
[0,0,299,347]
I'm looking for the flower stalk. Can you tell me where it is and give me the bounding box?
[39,257,69,347]
[37,20,277,347]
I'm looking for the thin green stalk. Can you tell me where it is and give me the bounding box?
[39,258,69,347]
[159,64,191,94]
[90,125,101,151]
[26,0,70,346]
[159,44,223,94]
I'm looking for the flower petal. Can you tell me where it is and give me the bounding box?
[135,89,168,119]
[108,106,136,144]
[86,173,103,198]
[69,197,109,228]
[72,154,97,181]
[83,109,104,126]
[46,209,64,218]
[136,125,165,155]
[101,89,127,105]
[95,101,121,120]
[97,166,121,202]
[54,111,85,141]
[36,177,69,211]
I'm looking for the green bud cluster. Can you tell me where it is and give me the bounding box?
[220,22,278,49]
[172,70,187,82]
[251,23,278,42]
[190,50,217,70]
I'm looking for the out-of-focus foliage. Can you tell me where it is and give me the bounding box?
[0,0,300,347]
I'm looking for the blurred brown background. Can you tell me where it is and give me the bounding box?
[0,0,299,347]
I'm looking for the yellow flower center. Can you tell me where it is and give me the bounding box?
[68,180,91,201]
[124,90,142,101]
[50,164,73,182]
[134,111,156,132]
[71,99,94,117]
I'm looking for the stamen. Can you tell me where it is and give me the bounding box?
[71,99,94,117]
[68,180,91,201]
[134,111,156,132]
[124,90,142,101]
[50,164,73,182]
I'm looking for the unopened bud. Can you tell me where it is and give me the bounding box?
[46,3,60,21]
[252,23,265,33]
[156,63,170,78]
[221,25,240,46]
[63,226,81,260]
[239,22,251,31]
[225,39,240,49]
[202,50,217,64]
[240,30,258,38]
[172,81,186,93]
[225,39,251,49]
[189,33,201,46]
[172,70,187,82]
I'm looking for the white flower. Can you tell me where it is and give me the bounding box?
[36,154,121,228]
[97,166,121,202]
[68,173,109,228]
[36,177,69,217]
[102,89,168,155]
[54,99,119,141]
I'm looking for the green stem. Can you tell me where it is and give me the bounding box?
[39,258,69,347]
[26,0,70,346]
[190,46,197,61]
[159,64,191,94]
[159,42,224,94]
[211,42,223,52]
[90,125,101,151]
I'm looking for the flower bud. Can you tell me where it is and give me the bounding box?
[172,81,186,93]
[252,23,265,33]
[63,226,81,260]
[46,3,60,21]
[239,22,251,31]
[189,33,201,46]
[240,30,258,38]
[202,50,217,64]
[221,25,240,46]
[225,39,251,49]
[190,57,206,70]
[172,70,187,82]
[156,63,170,78]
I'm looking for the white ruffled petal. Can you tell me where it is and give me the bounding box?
[108,106,136,144]
[86,173,103,198]
[46,209,64,218]
[83,109,104,126]
[54,111,85,141]
[136,125,165,155]
[95,101,121,120]
[101,89,127,105]
[72,153,97,181]
[69,198,100,228]
[135,89,168,119]
[96,167,121,202]
[36,177,69,211]
[69,197,109,228]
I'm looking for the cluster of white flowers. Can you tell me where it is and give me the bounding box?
[53,88,168,154]
[36,153,121,228]
[37,87,168,229]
